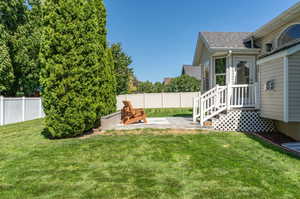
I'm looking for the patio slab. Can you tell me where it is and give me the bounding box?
[111,117,209,131]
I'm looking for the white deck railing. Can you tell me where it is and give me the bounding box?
[193,83,259,125]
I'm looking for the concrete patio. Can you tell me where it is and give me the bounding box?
[111,117,207,131]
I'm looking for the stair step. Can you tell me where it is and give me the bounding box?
[203,121,213,127]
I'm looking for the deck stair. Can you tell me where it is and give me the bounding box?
[193,84,275,132]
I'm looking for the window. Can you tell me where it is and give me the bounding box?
[236,61,250,84]
[265,43,273,52]
[215,57,226,86]
[278,24,300,47]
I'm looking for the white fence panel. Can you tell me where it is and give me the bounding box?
[163,93,181,108]
[0,97,44,126]
[4,98,23,125]
[25,98,42,121]
[180,92,201,107]
[0,92,199,126]
[145,93,162,108]
[126,94,144,108]
[117,92,200,110]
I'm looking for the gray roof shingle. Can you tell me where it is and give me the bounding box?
[201,32,251,49]
[182,65,201,80]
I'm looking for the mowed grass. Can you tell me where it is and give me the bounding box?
[145,108,192,117]
[1,120,300,198]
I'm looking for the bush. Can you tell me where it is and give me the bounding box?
[40,0,116,138]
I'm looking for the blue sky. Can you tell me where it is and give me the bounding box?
[105,0,299,82]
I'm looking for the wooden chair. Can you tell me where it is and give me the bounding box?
[121,101,147,125]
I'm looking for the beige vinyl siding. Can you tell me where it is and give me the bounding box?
[200,46,211,91]
[288,52,300,121]
[259,57,284,121]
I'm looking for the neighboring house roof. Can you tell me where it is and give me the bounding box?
[163,78,173,85]
[201,32,251,49]
[182,65,201,80]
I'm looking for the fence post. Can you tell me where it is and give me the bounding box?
[143,93,146,109]
[22,97,26,121]
[39,97,43,118]
[161,93,164,108]
[0,96,4,126]
[179,93,183,108]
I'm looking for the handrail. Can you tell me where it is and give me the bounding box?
[193,84,259,125]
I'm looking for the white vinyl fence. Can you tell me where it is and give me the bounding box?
[0,92,200,126]
[117,92,201,110]
[0,96,44,126]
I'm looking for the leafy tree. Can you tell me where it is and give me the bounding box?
[11,0,42,96]
[137,81,154,93]
[153,82,164,93]
[165,75,201,92]
[0,25,14,95]
[110,43,134,95]
[40,0,116,138]
[0,0,42,96]
[0,0,27,33]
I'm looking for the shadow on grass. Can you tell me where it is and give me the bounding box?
[245,133,300,160]
[41,128,96,140]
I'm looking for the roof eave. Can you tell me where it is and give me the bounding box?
[210,47,261,54]
[247,2,300,40]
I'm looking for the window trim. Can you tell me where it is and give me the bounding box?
[214,56,227,86]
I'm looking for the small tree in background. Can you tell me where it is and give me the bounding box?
[40,0,116,138]
[110,43,134,95]
[165,75,200,92]
[153,82,165,93]
[137,81,155,93]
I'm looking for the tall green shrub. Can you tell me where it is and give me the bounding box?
[40,0,116,138]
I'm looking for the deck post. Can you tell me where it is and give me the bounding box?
[200,96,204,126]
[255,82,260,109]
[226,84,231,110]
[193,97,196,123]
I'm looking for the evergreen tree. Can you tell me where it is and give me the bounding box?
[40,0,116,138]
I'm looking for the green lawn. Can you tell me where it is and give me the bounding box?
[1,119,300,199]
[145,108,192,117]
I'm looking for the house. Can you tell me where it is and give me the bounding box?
[163,77,173,85]
[181,65,201,80]
[192,2,300,140]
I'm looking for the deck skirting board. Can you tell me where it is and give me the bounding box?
[213,110,275,132]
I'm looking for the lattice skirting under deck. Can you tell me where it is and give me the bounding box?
[213,110,275,133]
